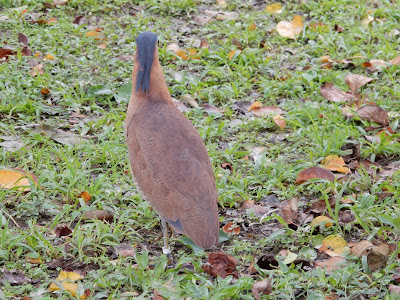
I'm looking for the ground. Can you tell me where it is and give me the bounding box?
[0,0,400,299]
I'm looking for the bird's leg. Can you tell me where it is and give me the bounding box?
[161,220,171,255]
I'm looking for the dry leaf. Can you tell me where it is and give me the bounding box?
[344,74,374,93]
[228,49,241,61]
[26,256,43,264]
[86,31,100,38]
[315,257,347,272]
[320,235,350,257]
[363,59,389,73]
[116,243,135,257]
[41,87,50,95]
[200,38,209,49]
[367,243,391,271]
[216,0,227,7]
[242,199,268,217]
[97,43,107,49]
[252,279,272,300]
[279,198,298,225]
[296,167,335,184]
[29,63,44,77]
[222,222,240,235]
[0,168,38,191]
[311,216,333,228]
[320,83,354,102]
[83,210,113,221]
[52,0,70,5]
[54,224,73,238]
[49,271,87,299]
[202,251,238,278]
[193,15,213,26]
[273,115,286,130]
[265,3,282,14]
[390,56,400,65]
[252,106,285,117]
[78,191,91,203]
[248,101,262,112]
[362,14,374,28]
[321,155,349,173]
[351,240,373,257]
[249,23,256,31]
[201,103,222,114]
[277,15,303,39]
[356,105,389,126]
[45,54,55,60]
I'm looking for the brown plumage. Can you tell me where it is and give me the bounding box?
[125,32,219,250]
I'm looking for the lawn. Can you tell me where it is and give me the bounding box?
[0,0,400,299]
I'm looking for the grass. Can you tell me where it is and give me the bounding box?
[0,0,400,299]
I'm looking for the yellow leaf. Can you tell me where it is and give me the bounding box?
[248,101,262,112]
[45,54,55,60]
[228,49,241,61]
[26,256,43,264]
[321,155,349,173]
[57,270,83,281]
[0,169,37,191]
[292,15,303,35]
[35,52,41,57]
[362,14,374,28]
[265,3,282,14]
[86,31,100,37]
[320,235,350,257]
[311,216,333,228]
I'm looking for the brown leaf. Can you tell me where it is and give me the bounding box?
[252,279,272,300]
[78,191,91,203]
[72,15,85,25]
[201,103,222,114]
[18,33,29,47]
[252,106,285,117]
[390,56,400,65]
[315,257,347,273]
[356,105,389,126]
[222,222,240,235]
[116,243,135,257]
[200,38,209,49]
[295,167,335,184]
[83,210,113,222]
[341,140,360,163]
[54,224,73,238]
[344,74,374,93]
[0,49,14,62]
[242,200,268,217]
[153,290,164,300]
[279,198,298,225]
[389,284,400,294]
[193,15,213,26]
[202,251,238,278]
[256,255,279,270]
[116,55,134,61]
[363,59,389,73]
[29,63,44,77]
[367,243,391,271]
[334,24,344,33]
[351,240,373,257]
[320,83,354,103]
[273,115,286,130]
[1,269,31,285]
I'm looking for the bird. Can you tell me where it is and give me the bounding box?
[124,32,219,253]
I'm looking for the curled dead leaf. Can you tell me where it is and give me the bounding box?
[296,167,335,184]
[273,115,286,130]
[344,74,374,93]
[222,222,240,235]
[320,155,349,173]
[83,210,113,222]
[202,251,238,278]
[320,83,354,103]
[252,279,272,300]
[356,105,389,126]
[54,224,73,238]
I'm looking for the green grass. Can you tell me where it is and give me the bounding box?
[0,0,400,299]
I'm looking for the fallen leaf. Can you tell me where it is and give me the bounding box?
[390,56,400,65]
[344,74,374,93]
[311,216,334,228]
[351,240,373,257]
[0,136,25,152]
[116,55,134,61]
[201,103,222,115]
[279,198,298,225]
[362,14,374,29]
[265,3,282,14]
[296,167,335,184]
[52,0,69,5]
[216,0,227,7]
[248,101,262,111]
[389,284,400,294]
[49,271,87,299]
[320,235,350,257]
[200,38,209,49]
[320,155,349,173]
[228,49,241,61]
[356,105,389,126]
[202,251,238,278]
[334,24,344,33]
[0,49,14,62]
[273,115,286,130]
[320,83,354,103]
[45,54,55,60]
[367,243,391,271]
[83,210,113,221]
[54,224,73,238]
[78,191,91,203]
[116,243,135,257]
[0,168,38,191]
[33,18,58,25]
[222,222,240,235]
[242,199,269,217]
[249,23,256,31]
[252,106,285,117]
[18,33,29,47]
[277,15,303,39]
[252,279,272,300]
[1,269,30,285]
[363,59,389,73]
[181,94,199,108]
[193,15,213,26]
[29,63,44,77]
[256,255,279,270]
[86,31,100,38]
[26,256,43,264]
[315,257,347,272]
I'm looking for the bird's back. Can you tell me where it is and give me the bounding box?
[125,101,219,249]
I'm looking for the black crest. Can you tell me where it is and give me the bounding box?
[135,32,158,93]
